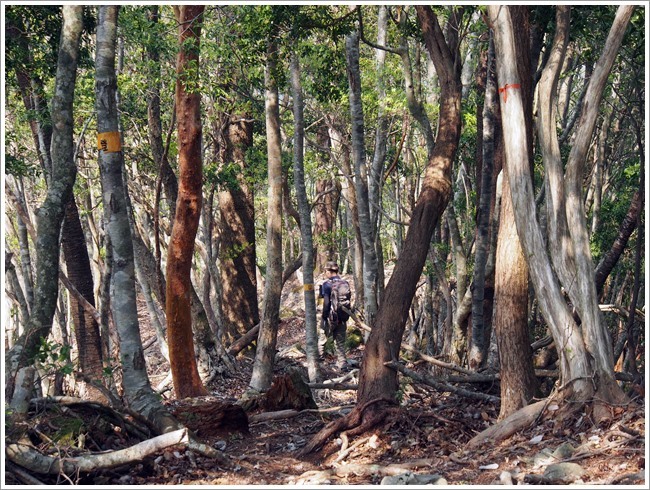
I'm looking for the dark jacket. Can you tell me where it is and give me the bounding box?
[321,275,341,321]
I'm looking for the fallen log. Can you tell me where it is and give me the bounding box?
[307,382,358,390]
[384,361,500,403]
[466,399,547,448]
[7,428,192,475]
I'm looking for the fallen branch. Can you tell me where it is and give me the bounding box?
[249,405,355,424]
[466,400,547,449]
[228,324,260,357]
[7,428,191,475]
[30,396,151,441]
[297,459,434,483]
[5,460,46,485]
[385,361,499,403]
[27,397,226,464]
[345,307,474,376]
[335,459,434,477]
[335,435,371,463]
[249,409,300,424]
[308,382,358,390]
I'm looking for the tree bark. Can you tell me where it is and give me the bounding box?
[5,5,84,402]
[312,123,338,271]
[95,5,179,432]
[61,199,104,387]
[490,6,539,419]
[219,113,260,342]
[167,5,208,398]
[346,31,379,324]
[249,36,283,392]
[468,37,496,370]
[594,187,643,295]
[489,4,630,409]
[356,6,463,405]
[291,53,321,382]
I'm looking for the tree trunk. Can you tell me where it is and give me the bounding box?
[166,5,208,398]
[5,5,84,402]
[346,31,379,324]
[9,6,104,396]
[291,53,321,382]
[369,6,389,300]
[467,38,495,370]
[146,5,178,223]
[219,113,259,342]
[61,199,104,389]
[313,123,339,271]
[594,187,643,295]
[357,6,462,405]
[490,6,539,418]
[249,36,283,392]
[327,123,359,299]
[489,4,630,411]
[95,5,178,432]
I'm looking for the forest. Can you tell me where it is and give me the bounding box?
[3,3,646,486]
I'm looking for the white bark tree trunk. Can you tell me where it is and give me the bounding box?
[95,5,179,432]
[488,4,631,406]
[5,5,84,402]
[346,31,379,325]
[290,53,320,382]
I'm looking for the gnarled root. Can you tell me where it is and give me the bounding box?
[299,397,394,456]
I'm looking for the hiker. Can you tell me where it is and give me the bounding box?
[318,261,351,372]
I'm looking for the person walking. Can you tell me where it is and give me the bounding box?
[318,261,350,372]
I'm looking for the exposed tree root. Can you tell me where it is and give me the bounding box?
[467,390,637,450]
[298,397,395,456]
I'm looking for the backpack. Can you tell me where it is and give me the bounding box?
[329,277,351,323]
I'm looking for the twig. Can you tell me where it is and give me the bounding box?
[335,435,371,463]
[385,361,499,403]
[5,460,46,485]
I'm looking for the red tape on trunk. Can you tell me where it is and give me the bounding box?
[498,83,521,103]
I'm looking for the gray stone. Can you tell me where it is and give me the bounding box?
[543,462,585,483]
[531,447,555,468]
[552,442,576,460]
[380,472,447,485]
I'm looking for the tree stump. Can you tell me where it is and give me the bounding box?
[172,401,249,438]
[259,368,317,412]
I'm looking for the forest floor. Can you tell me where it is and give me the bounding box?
[5,276,646,487]
[113,315,645,487]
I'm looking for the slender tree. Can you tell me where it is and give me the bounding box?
[166,5,208,398]
[249,33,283,393]
[95,5,178,431]
[346,30,379,325]
[489,6,539,418]
[5,5,84,401]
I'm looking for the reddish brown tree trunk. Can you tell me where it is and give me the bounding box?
[357,7,463,404]
[166,5,207,399]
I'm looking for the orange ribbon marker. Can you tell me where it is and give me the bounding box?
[97,131,122,153]
[498,83,521,103]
